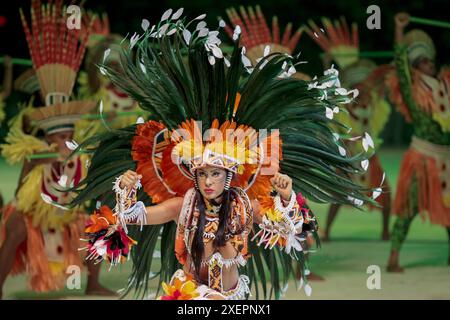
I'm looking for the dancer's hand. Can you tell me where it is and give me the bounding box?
[120,170,142,189]
[395,12,409,29]
[270,172,293,201]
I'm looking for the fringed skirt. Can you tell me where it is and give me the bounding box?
[0,203,86,292]
[393,136,450,227]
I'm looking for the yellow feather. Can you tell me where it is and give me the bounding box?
[1,128,50,165]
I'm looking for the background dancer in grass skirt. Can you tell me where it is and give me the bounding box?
[0,0,114,298]
[385,12,450,272]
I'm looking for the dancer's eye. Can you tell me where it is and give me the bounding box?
[198,171,206,177]
[212,171,220,177]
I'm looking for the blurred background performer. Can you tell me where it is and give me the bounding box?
[306,17,392,241]
[385,12,450,272]
[0,0,113,298]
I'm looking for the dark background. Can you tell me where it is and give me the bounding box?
[1,0,449,145]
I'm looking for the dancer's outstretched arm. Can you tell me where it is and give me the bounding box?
[119,170,183,224]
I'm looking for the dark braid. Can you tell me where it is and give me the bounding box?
[212,189,231,247]
[191,190,207,282]
[190,189,234,280]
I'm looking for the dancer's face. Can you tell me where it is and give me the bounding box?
[415,57,436,77]
[196,166,227,201]
[45,130,74,158]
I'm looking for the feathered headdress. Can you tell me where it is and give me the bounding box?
[79,10,124,65]
[404,29,436,65]
[222,6,303,64]
[306,16,359,69]
[222,6,310,81]
[80,11,111,49]
[71,8,373,299]
[20,0,95,134]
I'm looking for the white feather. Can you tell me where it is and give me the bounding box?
[325,107,334,119]
[103,49,111,63]
[65,140,78,150]
[198,28,209,37]
[232,25,241,41]
[171,8,184,20]
[161,9,172,21]
[166,28,177,36]
[304,284,312,297]
[182,29,191,44]
[196,21,207,30]
[241,54,252,68]
[194,14,206,20]
[212,46,223,58]
[361,159,369,171]
[350,88,359,98]
[364,132,374,149]
[348,135,361,141]
[288,65,296,76]
[362,138,369,152]
[130,32,140,49]
[372,187,382,200]
[297,277,304,291]
[335,87,348,95]
[139,62,146,74]
[141,19,150,31]
[136,117,145,124]
[380,172,386,185]
[158,23,169,37]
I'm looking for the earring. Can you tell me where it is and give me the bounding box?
[224,171,232,190]
[194,172,199,190]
